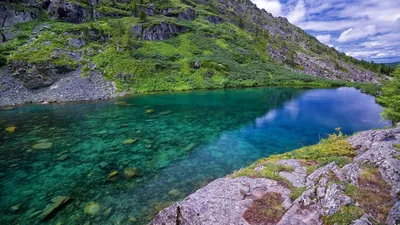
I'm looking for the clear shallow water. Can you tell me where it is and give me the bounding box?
[0,87,389,225]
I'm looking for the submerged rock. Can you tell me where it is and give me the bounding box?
[84,202,100,216]
[107,170,118,181]
[32,142,53,150]
[122,138,138,144]
[168,189,182,196]
[124,167,139,179]
[5,126,16,132]
[10,204,21,213]
[145,109,155,114]
[39,196,71,220]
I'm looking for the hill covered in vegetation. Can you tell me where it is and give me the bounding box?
[0,0,394,105]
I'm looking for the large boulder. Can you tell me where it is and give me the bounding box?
[46,0,92,23]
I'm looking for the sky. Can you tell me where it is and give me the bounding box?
[251,0,400,63]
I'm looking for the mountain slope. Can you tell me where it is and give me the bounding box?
[0,0,392,105]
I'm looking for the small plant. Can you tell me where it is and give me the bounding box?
[139,10,147,22]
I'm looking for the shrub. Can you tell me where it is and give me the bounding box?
[377,66,400,123]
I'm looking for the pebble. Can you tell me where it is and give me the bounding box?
[10,204,21,212]
[107,171,118,181]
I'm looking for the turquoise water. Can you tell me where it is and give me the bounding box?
[0,87,389,224]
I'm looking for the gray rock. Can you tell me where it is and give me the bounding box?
[207,15,224,24]
[386,201,400,225]
[150,177,291,225]
[348,128,400,195]
[67,37,86,49]
[194,61,201,69]
[277,159,307,187]
[341,163,360,185]
[352,214,374,225]
[178,8,195,20]
[131,25,143,38]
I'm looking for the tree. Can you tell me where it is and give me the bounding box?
[139,0,143,4]
[377,66,400,123]
[130,0,138,16]
[139,10,146,22]
[237,16,244,28]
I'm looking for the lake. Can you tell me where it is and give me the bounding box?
[0,87,390,225]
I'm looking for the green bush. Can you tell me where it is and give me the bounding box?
[377,66,400,123]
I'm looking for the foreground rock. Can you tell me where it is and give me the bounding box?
[150,177,291,224]
[150,128,400,225]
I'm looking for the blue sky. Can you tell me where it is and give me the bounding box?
[251,0,400,63]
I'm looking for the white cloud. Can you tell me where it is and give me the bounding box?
[337,25,377,43]
[252,0,283,17]
[316,34,331,44]
[286,0,306,24]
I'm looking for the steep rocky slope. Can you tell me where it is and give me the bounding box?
[0,0,391,106]
[151,128,400,225]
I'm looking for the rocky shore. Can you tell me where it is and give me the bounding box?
[0,68,124,107]
[150,128,400,225]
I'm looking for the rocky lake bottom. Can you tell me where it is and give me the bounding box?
[0,87,390,225]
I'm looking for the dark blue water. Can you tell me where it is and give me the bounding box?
[0,87,389,224]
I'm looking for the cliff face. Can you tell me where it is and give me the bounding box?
[150,128,400,225]
[0,0,389,106]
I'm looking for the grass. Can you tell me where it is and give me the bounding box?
[268,128,356,167]
[229,161,294,181]
[322,205,365,225]
[243,192,286,224]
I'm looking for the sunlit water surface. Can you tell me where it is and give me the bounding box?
[0,87,390,224]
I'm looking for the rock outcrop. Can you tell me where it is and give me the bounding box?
[150,128,400,225]
[0,4,40,27]
[132,22,188,41]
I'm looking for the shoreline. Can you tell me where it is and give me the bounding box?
[0,68,378,109]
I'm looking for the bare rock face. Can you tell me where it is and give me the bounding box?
[150,128,400,225]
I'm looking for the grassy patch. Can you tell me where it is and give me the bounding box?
[322,205,365,225]
[343,166,393,222]
[230,161,293,182]
[269,129,356,167]
[290,186,306,201]
[243,192,286,224]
